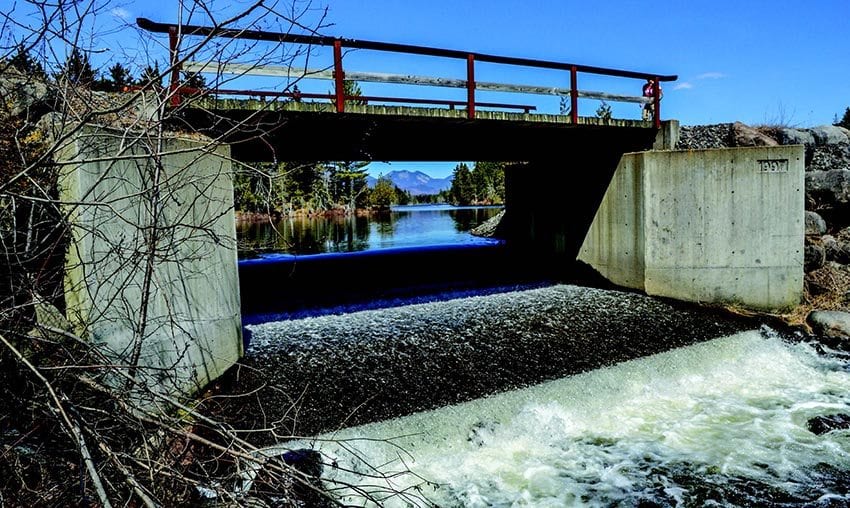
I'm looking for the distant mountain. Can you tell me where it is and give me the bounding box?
[367,170,453,195]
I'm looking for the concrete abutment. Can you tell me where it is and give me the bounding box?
[578,144,805,311]
[59,125,242,399]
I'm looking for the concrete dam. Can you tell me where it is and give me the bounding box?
[49,19,829,505]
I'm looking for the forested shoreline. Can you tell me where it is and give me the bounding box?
[234,161,508,218]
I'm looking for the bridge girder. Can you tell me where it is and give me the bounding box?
[173,108,658,162]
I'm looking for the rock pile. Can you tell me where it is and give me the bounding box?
[470,210,505,238]
[1,67,160,135]
[675,123,735,150]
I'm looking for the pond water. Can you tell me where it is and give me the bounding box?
[236,204,503,256]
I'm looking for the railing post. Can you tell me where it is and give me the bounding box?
[333,39,345,113]
[466,54,475,119]
[168,26,181,107]
[652,75,661,128]
[570,65,578,124]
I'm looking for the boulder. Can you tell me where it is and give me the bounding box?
[807,413,850,435]
[804,243,825,272]
[806,169,850,213]
[808,310,850,339]
[0,69,51,118]
[732,121,778,147]
[823,234,850,264]
[810,125,850,146]
[805,211,827,236]
[836,228,850,260]
[777,128,816,147]
[778,128,817,166]
[249,449,326,507]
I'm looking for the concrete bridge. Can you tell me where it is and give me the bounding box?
[54,21,803,400]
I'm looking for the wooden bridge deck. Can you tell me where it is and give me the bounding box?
[192,98,652,128]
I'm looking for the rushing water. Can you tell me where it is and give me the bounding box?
[236,204,503,256]
[266,329,850,507]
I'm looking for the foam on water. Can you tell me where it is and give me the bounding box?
[277,329,850,506]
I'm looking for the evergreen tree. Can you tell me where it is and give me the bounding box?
[233,162,290,213]
[286,162,326,210]
[370,176,397,210]
[449,163,474,205]
[139,62,163,87]
[330,80,367,107]
[58,48,95,85]
[109,63,133,90]
[182,71,207,90]
[94,62,134,92]
[329,161,369,210]
[6,44,46,77]
[836,107,850,129]
[394,186,412,205]
[471,161,506,204]
[472,166,488,203]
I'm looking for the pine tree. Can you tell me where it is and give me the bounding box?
[109,63,133,90]
[370,176,397,210]
[450,163,475,205]
[470,162,506,204]
[93,62,134,92]
[836,107,850,129]
[58,48,95,85]
[182,71,207,90]
[6,44,46,77]
[329,161,369,210]
[139,62,163,87]
[330,80,367,107]
[285,162,325,210]
[394,186,412,205]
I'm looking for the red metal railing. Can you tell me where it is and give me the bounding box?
[139,18,676,127]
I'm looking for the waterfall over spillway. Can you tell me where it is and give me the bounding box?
[240,284,751,435]
[231,283,850,506]
[278,330,850,506]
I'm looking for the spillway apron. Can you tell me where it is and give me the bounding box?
[264,328,850,507]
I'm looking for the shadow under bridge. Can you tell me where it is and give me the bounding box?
[139,17,675,271]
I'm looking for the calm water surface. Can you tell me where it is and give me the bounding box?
[236,205,502,256]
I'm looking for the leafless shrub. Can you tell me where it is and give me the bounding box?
[0,1,434,505]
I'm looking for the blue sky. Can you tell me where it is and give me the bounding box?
[3,0,848,178]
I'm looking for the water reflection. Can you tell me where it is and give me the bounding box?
[236,205,502,257]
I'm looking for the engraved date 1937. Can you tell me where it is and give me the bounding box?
[757,159,789,173]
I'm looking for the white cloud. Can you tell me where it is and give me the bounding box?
[672,72,725,91]
[111,8,131,20]
[697,72,726,80]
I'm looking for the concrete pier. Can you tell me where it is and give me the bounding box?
[59,125,242,398]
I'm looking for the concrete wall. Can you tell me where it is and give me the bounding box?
[579,145,805,311]
[59,125,242,398]
[653,120,680,150]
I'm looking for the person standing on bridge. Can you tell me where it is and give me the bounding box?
[641,78,662,121]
